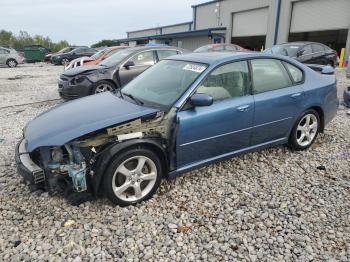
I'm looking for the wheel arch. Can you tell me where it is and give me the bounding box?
[308,105,325,132]
[91,138,168,196]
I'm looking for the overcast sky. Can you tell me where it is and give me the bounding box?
[1,0,206,46]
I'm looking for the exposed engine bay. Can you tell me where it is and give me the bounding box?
[25,109,177,205]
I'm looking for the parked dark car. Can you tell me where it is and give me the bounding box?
[58,46,186,100]
[51,47,97,65]
[194,43,248,53]
[16,52,338,206]
[265,42,337,67]
[45,46,86,62]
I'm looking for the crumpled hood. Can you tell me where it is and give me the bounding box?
[24,92,159,152]
[62,64,104,77]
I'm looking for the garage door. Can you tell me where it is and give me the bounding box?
[290,0,350,33]
[232,8,269,37]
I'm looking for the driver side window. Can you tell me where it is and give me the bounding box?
[196,61,249,102]
[130,51,155,66]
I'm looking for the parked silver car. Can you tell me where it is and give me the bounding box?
[0,47,24,67]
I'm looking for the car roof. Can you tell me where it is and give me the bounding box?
[167,51,266,65]
[126,46,183,52]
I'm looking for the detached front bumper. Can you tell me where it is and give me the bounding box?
[15,139,45,185]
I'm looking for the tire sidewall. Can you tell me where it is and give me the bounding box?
[103,147,163,206]
[289,109,320,151]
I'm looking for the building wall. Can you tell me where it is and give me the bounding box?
[194,0,276,47]
[170,36,211,51]
[128,29,160,38]
[162,23,191,34]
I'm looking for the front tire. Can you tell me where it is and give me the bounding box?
[289,109,320,151]
[103,147,163,206]
[7,59,18,68]
[91,80,116,94]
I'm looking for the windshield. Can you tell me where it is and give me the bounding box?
[121,60,207,108]
[271,44,303,57]
[91,49,107,60]
[100,48,135,66]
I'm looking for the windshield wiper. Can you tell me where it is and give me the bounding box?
[122,92,144,105]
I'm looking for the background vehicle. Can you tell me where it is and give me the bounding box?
[65,46,129,70]
[45,46,86,62]
[17,52,338,206]
[266,42,337,67]
[51,47,97,65]
[0,47,25,67]
[194,43,248,53]
[58,46,187,100]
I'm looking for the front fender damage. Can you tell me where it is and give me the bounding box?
[30,109,177,205]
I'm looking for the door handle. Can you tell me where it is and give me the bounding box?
[291,93,302,98]
[237,105,250,112]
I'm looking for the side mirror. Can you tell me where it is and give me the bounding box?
[72,52,76,55]
[123,60,135,69]
[190,93,213,107]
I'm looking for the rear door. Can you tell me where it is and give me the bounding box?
[0,48,9,64]
[297,44,313,63]
[311,44,326,64]
[250,59,304,145]
[118,50,156,86]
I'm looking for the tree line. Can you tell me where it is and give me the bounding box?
[0,30,70,52]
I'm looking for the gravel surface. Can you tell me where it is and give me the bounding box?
[0,64,349,261]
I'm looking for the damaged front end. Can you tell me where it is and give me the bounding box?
[16,109,176,204]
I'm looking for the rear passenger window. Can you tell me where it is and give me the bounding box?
[157,50,178,60]
[312,44,325,53]
[251,59,292,94]
[196,61,249,102]
[284,62,303,83]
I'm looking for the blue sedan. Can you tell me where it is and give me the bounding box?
[16,52,339,206]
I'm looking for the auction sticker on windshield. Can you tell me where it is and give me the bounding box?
[183,64,206,73]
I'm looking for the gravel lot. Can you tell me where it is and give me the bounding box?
[0,64,349,261]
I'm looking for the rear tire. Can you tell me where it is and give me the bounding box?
[103,147,163,206]
[61,58,69,65]
[288,109,320,151]
[91,80,116,94]
[6,59,18,68]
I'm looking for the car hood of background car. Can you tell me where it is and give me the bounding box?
[24,92,159,152]
[62,64,105,77]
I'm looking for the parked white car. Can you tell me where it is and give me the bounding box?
[0,47,25,67]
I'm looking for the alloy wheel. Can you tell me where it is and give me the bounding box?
[94,84,113,93]
[112,156,157,202]
[296,113,318,147]
[8,60,17,67]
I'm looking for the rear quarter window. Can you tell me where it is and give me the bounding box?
[284,62,304,83]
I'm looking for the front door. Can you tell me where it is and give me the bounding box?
[118,50,156,86]
[250,58,305,145]
[176,61,254,168]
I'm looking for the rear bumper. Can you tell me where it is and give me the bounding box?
[15,139,45,185]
